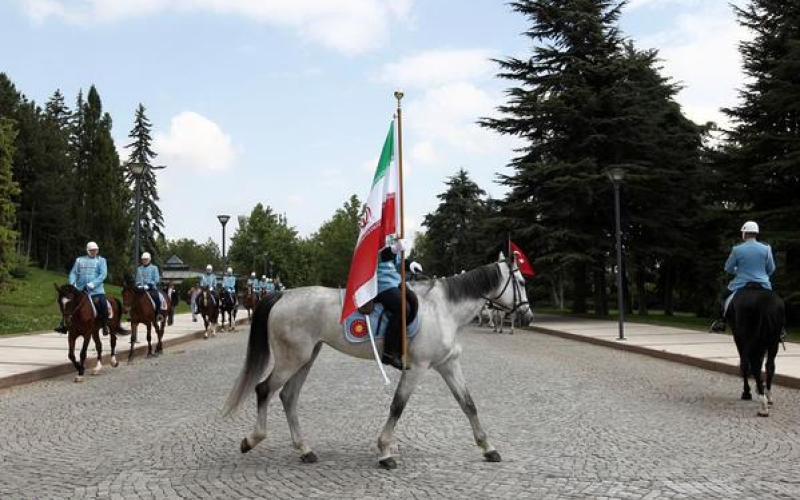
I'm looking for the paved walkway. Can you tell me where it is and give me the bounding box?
[0,313,242,389]
[530,314,800,388]
[2,325,799,498]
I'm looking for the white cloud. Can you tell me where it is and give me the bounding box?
[154,111,237,171]
[20,0,411,54]
[410,141,439,166]
[379,48,494,88]
[637,6,749,127]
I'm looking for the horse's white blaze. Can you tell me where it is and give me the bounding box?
[61,297,70,307]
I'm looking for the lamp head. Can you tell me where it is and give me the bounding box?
[217,214,231,226]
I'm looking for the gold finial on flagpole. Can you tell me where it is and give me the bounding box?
[394,90,404,103]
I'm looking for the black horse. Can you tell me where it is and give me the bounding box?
[728,284,785,416]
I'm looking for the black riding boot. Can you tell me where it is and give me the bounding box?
[710,318,727,333]
[54,319,67,334]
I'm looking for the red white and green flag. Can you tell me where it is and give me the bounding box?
[340,121,399,323]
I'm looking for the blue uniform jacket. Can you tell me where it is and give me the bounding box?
[135,265,160,289]
[725,239,776,291]
[200,273,217,289]
[247,278,260,291]
[222,276,236,292]
[377,253,401,293]
[69,256,107,296]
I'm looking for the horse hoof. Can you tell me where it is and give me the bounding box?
[768,401,774,407]
[111,357,119,368]
[240,438,252,454]
[203,333,209,339]
[74,375,84,383]
[757,410,769,417]
[378,457,397,470]
[300,451,318,463]
[741,392,752,401]
[484,450,502,462]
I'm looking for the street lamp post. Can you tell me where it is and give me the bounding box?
[217,214,231,266]
[129,162,166,269]
[607,167,626,341]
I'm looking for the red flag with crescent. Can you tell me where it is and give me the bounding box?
[509,241,536,278]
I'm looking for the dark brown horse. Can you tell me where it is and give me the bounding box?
[54,284,124,382]
[122,285,171,360]
[243,286,259,322]
[195,288,220,338]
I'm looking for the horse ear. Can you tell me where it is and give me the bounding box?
[53,283,60,293]
[497,251,506,262]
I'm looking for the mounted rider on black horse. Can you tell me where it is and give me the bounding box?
[710,220,785,338]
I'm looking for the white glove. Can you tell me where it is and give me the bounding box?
[87,282,95,291]
[410,261,423,274]
[391,238,407,254]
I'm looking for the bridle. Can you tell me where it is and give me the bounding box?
[59,287,90,328]
[483,260,530,314]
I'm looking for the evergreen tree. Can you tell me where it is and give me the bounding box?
[0,118,20,283]
[421,169,489,276]
[125,103,164,260]
[722,0,800,320]
[481,0,705,315]
[310,195,362,287]
[79,86,131,282]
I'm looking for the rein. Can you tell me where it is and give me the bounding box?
[482,261,529,314]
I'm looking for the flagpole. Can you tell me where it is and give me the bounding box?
[395,90,408,370]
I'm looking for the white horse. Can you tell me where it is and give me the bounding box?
[223,254,533,469]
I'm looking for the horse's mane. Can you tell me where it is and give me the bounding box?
[440,264,502,303]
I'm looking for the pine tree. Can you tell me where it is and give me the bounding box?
[421,169,489,276]
[481,1,706,315]
[0,118,20,283]
[125,103,164,261]
[722,0,800,317]
[79,86,131,282]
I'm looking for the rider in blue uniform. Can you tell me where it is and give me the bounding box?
[260,275,269,295]
[193,265,217,316]
[222,267,237,306]
[247,272,259,295]
[711,221,777,332]
[56,241,111,335]
[264,278,276,295]
[135,252,163,322]
[373,236,418,370]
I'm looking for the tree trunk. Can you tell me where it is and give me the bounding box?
[662,260,675,316]
[635,260,648,315]
[26,202,35,261]
[571,262,588,314]
[593,267,609,316]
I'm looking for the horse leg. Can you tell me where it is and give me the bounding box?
[110,332,119,367]
[749,350,768,417]
[128,323,138,363]
[76,334,90,382]
[91,330,103,375]
[146,323,153,357]
[156,321,165,355]
[67,332,81,375]
[279,343,322,463]
[765,342,778,406]
[241,354,307,454]
[734,336,751,400]
[377,367,426,469]
[435,356,500,462]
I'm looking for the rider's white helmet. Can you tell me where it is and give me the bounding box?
[141,252,151,261]
[226,267,233,274]
[250,272,256,277]
[86,241,99,252]
[741,221,759,234]
[206,264,213,272]
[261,275,267,280]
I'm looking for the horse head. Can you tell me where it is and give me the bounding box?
[55,283,88,329]
[493,252,534,325]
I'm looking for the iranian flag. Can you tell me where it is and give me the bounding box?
[340,122,399,323]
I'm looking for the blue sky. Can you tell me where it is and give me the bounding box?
[0,0,747,248]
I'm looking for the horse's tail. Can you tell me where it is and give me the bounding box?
[223,292,283,416]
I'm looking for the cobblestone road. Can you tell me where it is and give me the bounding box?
[2,326,800,499]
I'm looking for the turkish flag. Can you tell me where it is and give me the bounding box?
[509,241,536,278]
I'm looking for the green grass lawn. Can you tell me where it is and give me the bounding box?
[0,267,188,336]
[537,307,800,342]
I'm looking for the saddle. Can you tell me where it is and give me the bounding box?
[89,297,114,319]
[145,290,169,311]
[344,301,420,344]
